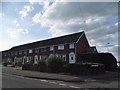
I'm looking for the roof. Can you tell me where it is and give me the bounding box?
[6,31,84,51]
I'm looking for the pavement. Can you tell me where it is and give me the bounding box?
[3,66,85,82]
[2,66,119,83]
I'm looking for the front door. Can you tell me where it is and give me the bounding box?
[34,55,39,64]
[23,56,26,64]
[69,52,75,64]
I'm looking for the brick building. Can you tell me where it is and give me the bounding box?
[2,31,97,65]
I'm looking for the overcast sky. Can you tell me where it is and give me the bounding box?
[0,0,119,61]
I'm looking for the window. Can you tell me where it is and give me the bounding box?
[39,56,42,60]
[41,48,46,52]
[58,44,64,50]
[15,52,17,55]
[50,46,54,51]
[69,43,75,49]
[8,53,10,56]
[40,55,47,60]
[24,50,27,54]
[43,55,47,60]
[62,54,66,61]
[35,49,39,53]
[11,53,13,56]
[19,51,22,55]
[29,49,32,53]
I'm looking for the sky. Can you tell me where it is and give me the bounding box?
[0,0,119,61]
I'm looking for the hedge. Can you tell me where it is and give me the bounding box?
[63,63,105,75]
[77,53,117,71]
[38,59,47,72]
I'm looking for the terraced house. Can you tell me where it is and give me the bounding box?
[2,31,97,65]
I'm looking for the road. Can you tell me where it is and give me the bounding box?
[3,73,71,88]
[2,67,119,89]
[2,69,82,88]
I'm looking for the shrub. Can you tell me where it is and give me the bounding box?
[3,63,7,67]
[78,53,117,71]
[46,55,64,73]
[22,63,32,70]
[38,59,47,72]
[63,63,105,75]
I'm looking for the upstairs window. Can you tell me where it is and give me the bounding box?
[24,50,27,54]
[15,52,17,55]
[29,49,32,53]
[69,43,75,49]
[41,47,46,52]
[8,53,10,56]
[11,53,13,56]
[58,44,64,50]
[19,51,22,55]
[50,46,54,51]
[35,49,39,53]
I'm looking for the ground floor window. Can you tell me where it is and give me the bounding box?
[62,54,66,61]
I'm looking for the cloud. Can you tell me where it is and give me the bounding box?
[13,19,21,27]
[32,12,42,24]
[19,5,34,19]
[33,2,117,26]
[29,0,54,19]
[32,2,118,60]
[28,0,40,5]
[6,28,28,38]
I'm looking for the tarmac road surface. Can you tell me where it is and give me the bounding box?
[2,67,119,89]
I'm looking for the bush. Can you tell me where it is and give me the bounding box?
[38,59,47,72]
[22,63,33,70]
[46,55,64,73]
[3,63,7,67]
[78,53,117,71]
[63,63,105,75]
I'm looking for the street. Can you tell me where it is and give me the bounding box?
[2,67,119,89]
[2,67,82,88]
[3,73,70,88]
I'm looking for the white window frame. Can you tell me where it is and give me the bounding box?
[39,56,42,60]
[34,55,39,64]
[62,54,66,61]
[50,46,54,51]
[69,43,75,49]
[58,44,64,50]
[29,49,32,53]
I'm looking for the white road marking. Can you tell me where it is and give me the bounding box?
[59,83,67,86]
[40,80,49,82]
[49,81,57,84]
[3,73,82,88]
[69,85,81,88]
